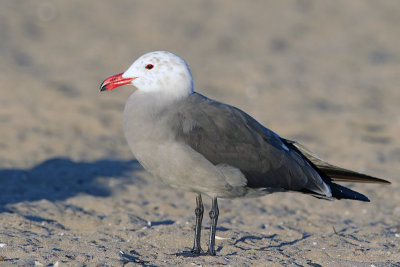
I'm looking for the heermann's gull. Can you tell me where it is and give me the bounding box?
[100,51,390,255]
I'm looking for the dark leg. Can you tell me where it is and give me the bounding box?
[191,194,204,254]
[207,197,219,256]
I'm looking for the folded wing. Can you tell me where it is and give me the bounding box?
[169,93,332,198]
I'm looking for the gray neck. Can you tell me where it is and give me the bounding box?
[123,90,190,145]
[124,90,188,118]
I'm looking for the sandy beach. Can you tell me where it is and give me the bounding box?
[0,1,399,266]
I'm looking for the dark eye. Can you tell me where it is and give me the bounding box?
[145,64,154,70]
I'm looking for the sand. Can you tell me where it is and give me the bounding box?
[0,1,399,266]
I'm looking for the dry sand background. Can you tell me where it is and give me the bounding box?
[1,1,400,266]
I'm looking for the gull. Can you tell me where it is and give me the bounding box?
[100,51,390,255]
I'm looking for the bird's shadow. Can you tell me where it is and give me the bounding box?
[175,247,223,258]
[174,232,311,257]
[0,157,142,212]
[232,232,311,251]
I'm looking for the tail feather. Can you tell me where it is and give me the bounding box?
[317,166,389,184]
[329,182,370,202]
[282,139,390,202]
[285,139,390,184]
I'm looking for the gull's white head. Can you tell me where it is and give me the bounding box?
[100,51,194,99]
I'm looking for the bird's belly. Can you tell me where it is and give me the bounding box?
[129,140,226,194]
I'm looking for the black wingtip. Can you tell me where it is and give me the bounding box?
[379,178,391,184]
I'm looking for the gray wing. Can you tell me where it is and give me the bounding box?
[169,93,332,197]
